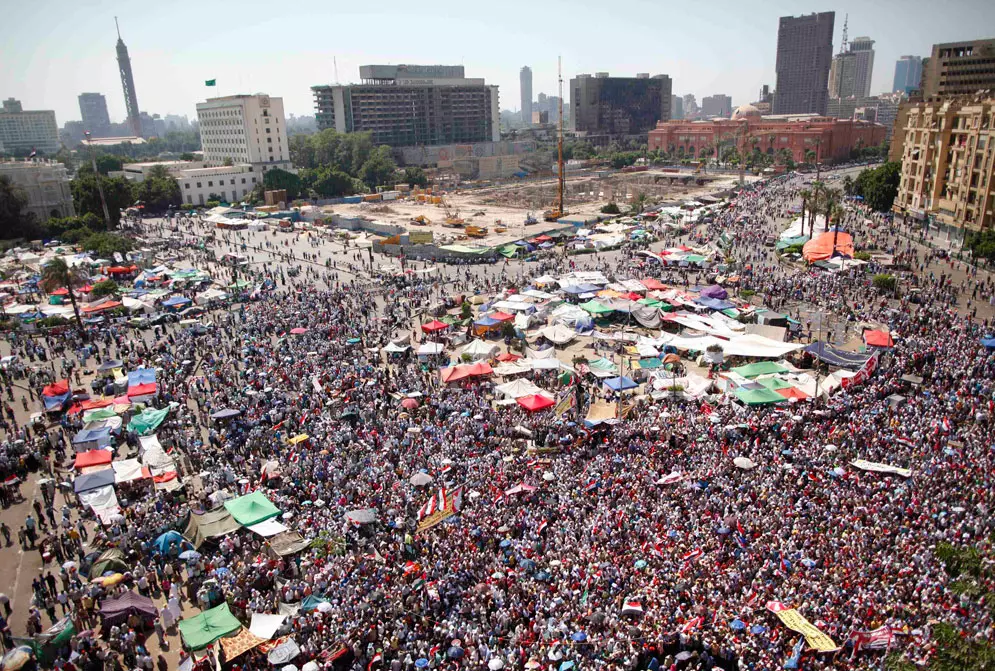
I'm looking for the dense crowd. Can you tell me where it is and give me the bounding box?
[1,172,993,671]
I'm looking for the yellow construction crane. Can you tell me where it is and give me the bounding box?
[439,197,465,227]
[544,56,568,223]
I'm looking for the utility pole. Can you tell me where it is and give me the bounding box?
[83,131,113,230]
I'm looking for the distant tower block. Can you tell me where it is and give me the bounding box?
[115,17,142,137]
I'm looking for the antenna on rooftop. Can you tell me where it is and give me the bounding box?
[839,14,848,55]
[334,57,339,84]
[115,16,121,39]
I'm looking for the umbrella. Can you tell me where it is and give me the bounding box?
[525,661,541,670]
[733,456,756,470]
[559,663,575,671]
[1,647,34,671]
[281,666,299,671]
[542,471,555,482]
[410,472,433,487]
[488,660,505,671]
[448,647,464,660]
[316,602,333,613]
[634,560,647,569]
[401,398,419,410]
[570,632,587,642]
[62,561,78,570]
[729,619,746,631]
[750,625,768,635]
[290,327,308,335]
[97,360,123,371]
[547,650,563,661]
[179,550,201,561]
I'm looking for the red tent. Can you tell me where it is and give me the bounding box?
[863,330,894,348]
[42,380,70,397]
[802,231,855,262]
[440,366,471,383]
[465,362,493,376]
[74,450,112,470]
[421,320,450,333]
[67,398,114,416]
[496,352,521,362]
[127,383,157,397]
[50,287,69,296]
[776,387,810,400]
[640,279,667,291]
[517,394,555,412]
[83,301,123,314]
[489,312,514,322]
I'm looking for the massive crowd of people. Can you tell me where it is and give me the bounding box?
[1,171,993,671]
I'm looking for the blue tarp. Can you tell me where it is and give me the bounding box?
[73,469,116,493]
[42,392,71,411]
[152,530,192,554]
[72,427,112,448]
[804,342,872,370]
[474,316,500,327]
[300,594,330,612]
[981,337,995,350]
[603,376,638,391]
[695,297,736,311]
[127,368,157,386]
[561,283,601,295]
[162,296,191,307]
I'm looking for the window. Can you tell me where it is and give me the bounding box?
[230,179,235,185]
[241,178,246,184]
[184,183,190,189]
[196,182,202,188]
[208,181,213,187]
[266,128,271,133]
[251,177,256,183]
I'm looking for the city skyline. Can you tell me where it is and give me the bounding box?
[3,0,995,126]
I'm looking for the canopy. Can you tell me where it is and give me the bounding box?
[579,300,614,315]
[184,508,241,547]
[161,295,192,307]
[178,602,242,650]
[734,388,786,405]
[802,231,854,262]
[495,379,546,399]
[804,342,871,369]
[730,361,788,378]
[100,591,158,626]
[210,408,241,420]
[460,339,498,360]
[269,531,311,557]
[863,330,894,348]
[517,394,555,411]
[74,449,112,469]
[603,376,638,391]
[42,379,70,397]
[420,319,449,332]
[128,407,170,435]
[127,368,156,386]
[89,549,130,579]
[540,324,577,345]
[225,491,281,526]
[73,468,116,493]
[699,285,728,299]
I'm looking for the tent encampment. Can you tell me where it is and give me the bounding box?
[802,231,854,262]
[100,591,158,627]
[178,602,242,650]
[184,508,241,547]
[225,491,281,527]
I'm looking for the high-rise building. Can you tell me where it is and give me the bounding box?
[893,95,995,232]
[0,98,59,155]
[920,39,995,99]
[114,19,142,138]
[195,94,292,172]
[892,56,923,95]
[682,94,699,119]
[671,95,684,120]
[520,66,533,126]
[0,159,74,220]
[312,65,500,147]
[78,93,111,137]
[701,94,732,118]
[773,12,835,115]
[830,37,875,99]
[826,92,903,140]
[570,73,672,136]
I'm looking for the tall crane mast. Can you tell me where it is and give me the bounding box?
[557,56,565,217]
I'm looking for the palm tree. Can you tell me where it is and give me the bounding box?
[40,257,89,342]
[822,187,842,233]
[798,188,812,234]
[808,182,825,238]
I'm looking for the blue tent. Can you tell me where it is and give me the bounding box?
[981,337,995,350]
[300,594,330,612]
[42,391,71,411]
[162,296,192,308]
[695,297,736,311]
[562,283,601,295]
[152,530,192,554]
[474,316,501,327]
[127,368,157,386]
[805,341,871,369]
[603,376,638,391]
[73,427,112,450]
[73,469,116,493]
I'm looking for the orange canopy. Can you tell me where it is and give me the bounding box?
[802,231,854,262]
[863,329,894,348]
[75,450,112,469]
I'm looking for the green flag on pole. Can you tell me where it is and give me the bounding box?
[205,79,216,86]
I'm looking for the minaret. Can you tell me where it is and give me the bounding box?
[115,17,142,137]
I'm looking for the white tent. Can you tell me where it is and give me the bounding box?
[495,379,547,399]
[460,339,499,360]
[493,362,533,376]
[417,342,445,356]
[540,324,577,345]
[383,342,410,353]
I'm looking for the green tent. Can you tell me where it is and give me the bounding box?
[579,300,614,315]
[730,361,789,379]
[775,235,810,251]
[177,602,242,650]
[498,245,519,258]
[635,358,663,370]
[638,298,664,308]
[684,254,707,263]
[127,407,170,435]
[83,407,118,423]
[89,548,131,579]
[588,357,618,373]
[734,388,786,405]
[224,491,281,526]
[757,377,793,391]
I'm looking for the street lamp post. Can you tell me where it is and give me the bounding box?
[83,131,113,230]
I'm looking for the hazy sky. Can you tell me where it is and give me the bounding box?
[3,0,993,126]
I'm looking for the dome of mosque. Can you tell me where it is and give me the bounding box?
[731,104,762,120]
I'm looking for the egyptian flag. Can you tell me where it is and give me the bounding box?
[417,494,437,520]
[367,653,383,671]
[680,616,703,633]
[537,519,548,535]
[451,487,464,512]
[682,548,703,563]
[621,599,644,617]
[403,561,421,576]
[585,479,599,493]
[28,148,36,158]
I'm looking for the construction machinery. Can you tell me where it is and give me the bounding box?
[524,212,538,226]
[544,57,568,223]
[410,215,431,226]
[439,197,465,227]
[465,225,488,238]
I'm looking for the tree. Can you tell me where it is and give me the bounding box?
[798,188,812,235]
[872,274,897,293]
[402,166,428,188]
[94,155,123,175]
[822,187,841,232]
[262,168,303,201]
[630,192,650,214]
[0,174,43,240]
[853,162,901,212]
[306,167,359,198]
[179,152,195,161]
[601,202,621,215]
[89,279,119,298]
[842,175,856,197]
[72,174,133,227]
[132,167,181,212]
[359,146,398,190]
[40,258,88,341]
[81,232,133,257]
